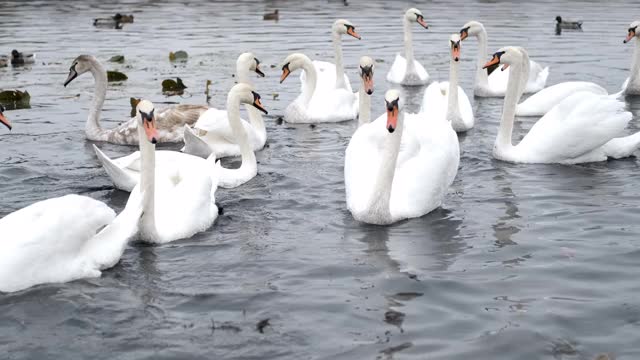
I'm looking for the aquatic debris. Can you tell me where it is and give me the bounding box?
[210,318,241,334]
[0,90,31,110]
[205,80,212,101]
[162,78,187,96]
[256,318,270,333]
[109,55,125,63]
[107,70,128,82]
[169,51,188,62]
[375,58,385,63]
[263,9,279,21]
[272,93,279,100]
[130,97,141,117]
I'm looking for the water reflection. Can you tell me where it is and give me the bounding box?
[490,165,521,248]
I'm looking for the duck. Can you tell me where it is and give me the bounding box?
[622,21,640,95]
[94,84,268,191]
[64,55,208,145]
[484,46,640,164]
[386,8,430,86]
[345,89,459,225]
[11,50,35,66]
[263,9,279,21]
[182,52,267,159]
[0,105,10,130]
[303,19,361,95]
[280,53,358,123]
[110,100,218,244]
[555,16,582,30]
[420,34,474,132]
[459,20,549,97]
[0,194,143,293]
[113,13,134,23]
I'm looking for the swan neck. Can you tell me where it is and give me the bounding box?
[403,17,414,66]
[630,38,640,85]
[333,31,347,89]
[368,112,404,220]
[447,58,460,118]
[358,86,371,127]
[475,30,489,86]
[237,63,251,85]
[228,96,255,164]
[301,58,317,105]
[244,104,264,135]
[87,59,107,139]
[138,124,158,238]
[497,61,526,150]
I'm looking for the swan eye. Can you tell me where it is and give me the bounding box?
[360,65,373,77]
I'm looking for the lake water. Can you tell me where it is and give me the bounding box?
[1,0,640,359]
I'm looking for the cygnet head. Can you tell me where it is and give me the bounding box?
[359,56,374,95]
[333,19,361,39]
[483,46,524,72]
[0,105,11,131]
[384,89,401,133]
[405,8,428,29]
[459,20,484,41]
[237,52,265,77]
[450,34,461,62]
[624,21,640,43]
[137,100,158,144]
[64,55,97,87]
[228,83,268,115]
[279,53,311,83]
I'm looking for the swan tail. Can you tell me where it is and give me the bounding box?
[602,131,640,159]
[182,125,214,159]
[93,145,137,192]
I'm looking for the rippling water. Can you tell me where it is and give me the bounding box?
[2,0,640,359]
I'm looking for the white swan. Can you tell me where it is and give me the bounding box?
[460,21,549,97]
[386,8,430,86]
[0,194,142,293]
[183,52,266,158]
[121,100,218,243]
[280,53,358,123]
[94,84,268,191]
[303,19,361,94]
[64,55,208,145]
[420,34,474,132]
[485,47,640,164]
[622,21,640,95]
[345,89,460,225]
[515,81,607,116]
[0,105,10,130]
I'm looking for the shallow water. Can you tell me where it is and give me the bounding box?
[2,0,640,359]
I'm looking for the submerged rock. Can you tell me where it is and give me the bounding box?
[0,90,31,109]
[107,70,128,82]
[109,55,125,63]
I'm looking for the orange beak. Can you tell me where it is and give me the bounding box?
[417,16,428,29]
[483,54,501,70]
[142,115,158,144]
[624,29,636,43]
[280,66,291,83]
[347,27,361,40]
[0,112,11,131]
[252,97,268,115]
[386,103,398,133]
[452,45,461,62]
[460,30,468,41]
[363,75,374,95]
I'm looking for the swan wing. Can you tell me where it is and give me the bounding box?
[301,87,358,123]
[516,82,607,116]
[93,145,139,192]
[302,61,353,92]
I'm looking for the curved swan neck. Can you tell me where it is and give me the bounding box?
[237,63,251,85]
[474,29,489,87]
[358,87,371,127]
[300,57,317,105]
[227,95,255,166]
[447,57,460,119]
[138,124,158,239]
[368,111,404,220]
[87,58,107,139]
[497,55,528,151]
[403,17,415,71]
[333,31,347,89]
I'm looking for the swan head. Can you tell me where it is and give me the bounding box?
[449,34,461,62]
[405,8,428,29]
[238,52,265,77]
[624,21,640,43]
[483,46,523,71]
[333,19,361,40]
[384,90,401,133]
[359,56,374,95]
[64,55,96,87]
[279,53,311,83]
[0,105,11,131]
[136,100,158,144]
[459,20,484,41]
[229,83,268,115]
